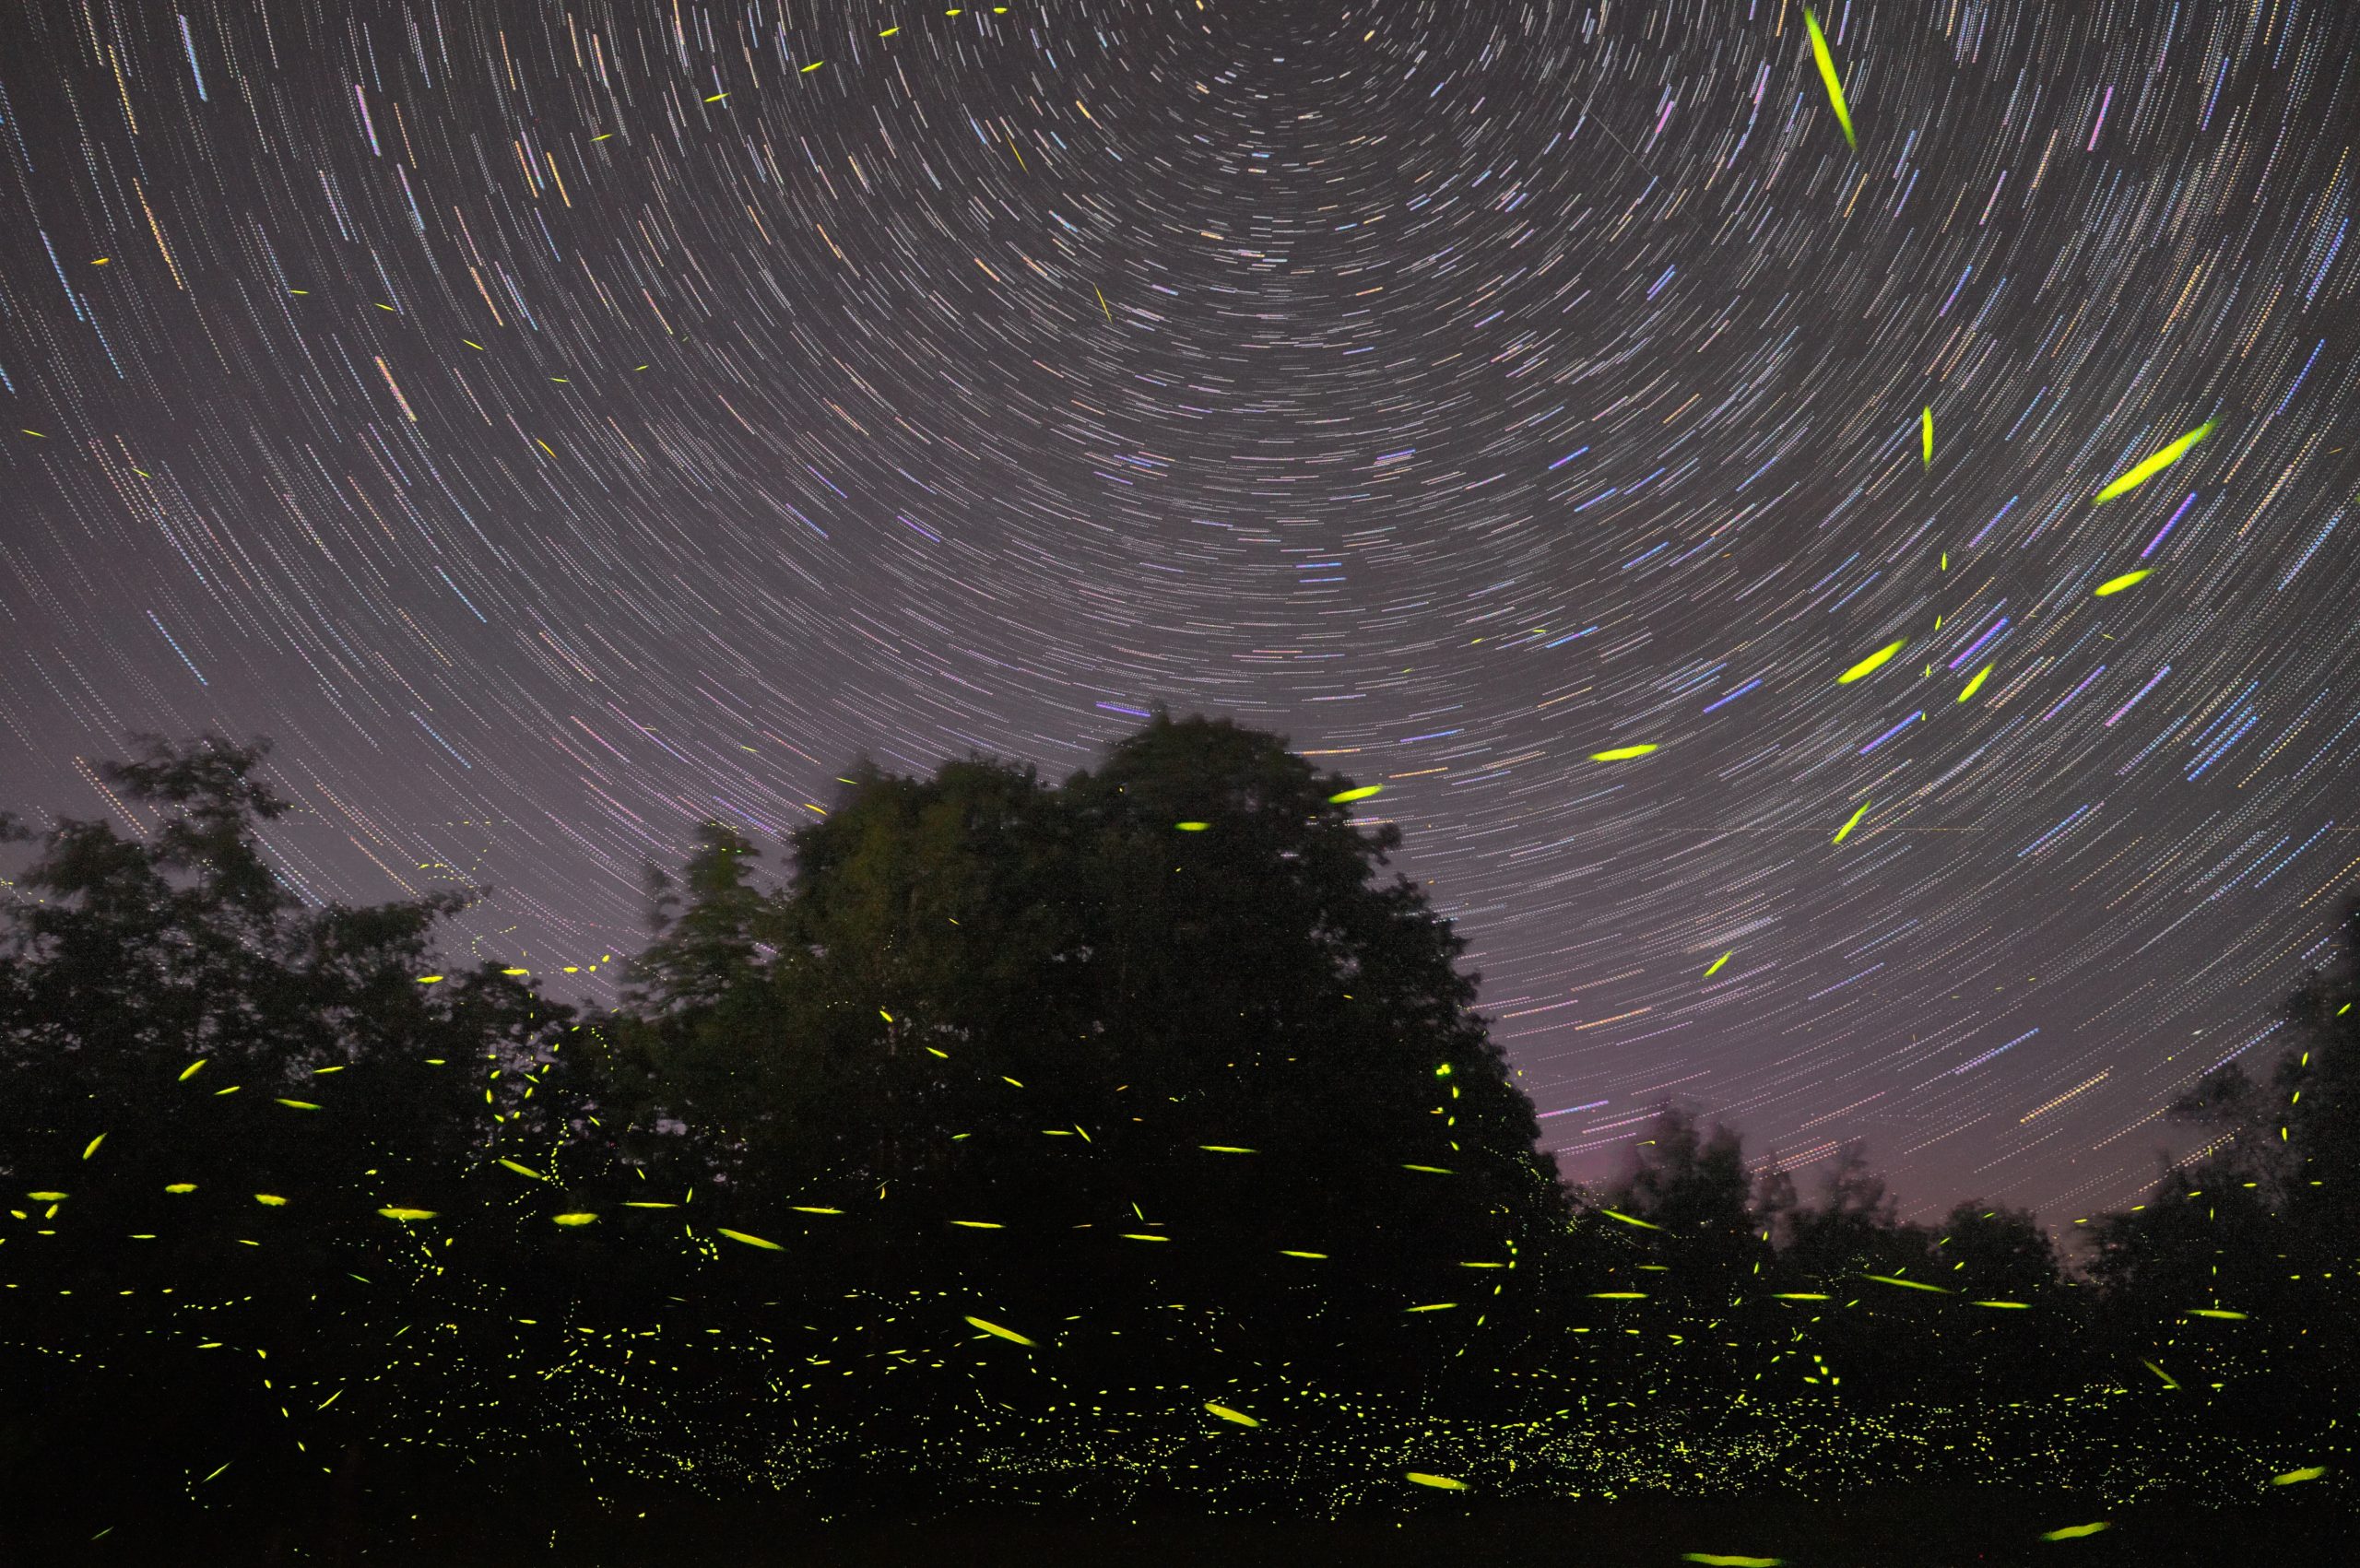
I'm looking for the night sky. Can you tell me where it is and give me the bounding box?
[3,0,2355,1228]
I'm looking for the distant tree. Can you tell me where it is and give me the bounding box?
[1752,1157,1800,1246]
[594,819,788,1185]
[2272,894,2360,1256]
[1761,1140,1945,1395]
[624,819,773,1018]
[1779,1139,1931,1278]
[1606,1106,1753,1233]
[1564,1108,1798,1406]
[1594,1105,1768,1308]
[1930,1200,2064,1302]
[2083,892,2360,1428]
[1918,1200,2082,1387]
[2082,1050,2296,1350]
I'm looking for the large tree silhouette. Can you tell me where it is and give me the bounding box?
[594,712,1576,1387]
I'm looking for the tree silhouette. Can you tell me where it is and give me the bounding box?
[2273,895,2360,1259]
[0,735,588,1521]
[1750,1140,1944,1396]
[1595,1104,1768,1309]
[1931,1199,2065,1303]
[2083,892,2360,1430]
[1920,1199,2078,1388]
[1774,1140,1928,1277]
[596,713,1577,1391]
[6,726,2355,1551]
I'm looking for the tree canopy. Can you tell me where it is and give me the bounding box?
[2,721,2354,1547]
[595,712,1575,1376]
[0,735,593,1516]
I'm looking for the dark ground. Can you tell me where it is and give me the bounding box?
[11,1480,2351,1566]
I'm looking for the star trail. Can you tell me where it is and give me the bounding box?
[3,0,2357,1229]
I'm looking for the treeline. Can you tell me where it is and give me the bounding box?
[0,717,2352,1535]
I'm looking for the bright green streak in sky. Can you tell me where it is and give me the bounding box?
[1804,9,1857,148]
[2092,420,2216,502]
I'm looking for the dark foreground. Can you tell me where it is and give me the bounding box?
[13,1483,2351,1567]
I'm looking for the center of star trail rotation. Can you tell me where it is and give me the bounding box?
[1,0,2355,1230]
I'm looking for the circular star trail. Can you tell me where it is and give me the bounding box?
[2,0,2356,1225]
